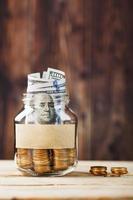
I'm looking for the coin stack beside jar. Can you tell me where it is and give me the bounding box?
[89,166,128,177]
[111,167,128,176]
[90,166,107,176]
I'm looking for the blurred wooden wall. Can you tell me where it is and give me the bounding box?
[0,0,133,160]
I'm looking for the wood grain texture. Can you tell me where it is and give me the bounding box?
[0,160,133,200]
[91,0,133,160]
[0,0,35,158]
[0,0,133,160]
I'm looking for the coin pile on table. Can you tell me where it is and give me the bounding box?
[90,166,107,176]
[89,166,128,177]
[111,167,128,176]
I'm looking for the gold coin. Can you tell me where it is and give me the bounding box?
[33,149,49,156]
[34,165,51,173]
[68,157,75,165]
[54,149,68,154]
[16,156,33,169]
[68,149,76,156]
[16,148,32,169]
[33,149,49,154]
[54,154,68,157]
[54,157,69,161]
[32,149,51,172]
[54,149,68,152]
[33,160,50,165]
[54,164,68,170]
[53,149,76,169]
[111,167,128,175]
[53,150,69,163]
[33,155,49,161]
[54,159,69,170]
[17,148,29,155]
[90,166,107,176]
[54,160,68,164]
[90,170,107,176]
[107,173,121,177]
[90,166,107,170]
[33,149,50,160]
[67,149,76,166]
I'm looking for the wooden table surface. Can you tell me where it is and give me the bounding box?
[0,160,133,200]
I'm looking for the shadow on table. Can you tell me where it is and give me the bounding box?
[66,171,91,177]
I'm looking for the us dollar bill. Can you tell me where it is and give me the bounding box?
[47,67,65,80]
[46,68,67,95]
[26,68,69,123]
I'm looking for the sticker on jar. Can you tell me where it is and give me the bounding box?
[15,124,76,149]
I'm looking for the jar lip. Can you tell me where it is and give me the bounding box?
[22,92,69,105]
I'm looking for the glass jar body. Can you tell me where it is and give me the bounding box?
[14,104,78,177]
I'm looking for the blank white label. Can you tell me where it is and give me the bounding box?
[15,124,75,149]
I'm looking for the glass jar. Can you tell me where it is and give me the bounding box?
[14,93,78,176]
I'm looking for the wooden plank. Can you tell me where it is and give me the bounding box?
[124,0,133,160]
[0,0,8,159]
[90,0,133,160]
[0,0,36,159]
[0,161,133,199]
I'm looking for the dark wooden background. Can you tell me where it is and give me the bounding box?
[0,0,133,160]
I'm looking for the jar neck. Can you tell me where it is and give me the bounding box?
[23,93,69,110]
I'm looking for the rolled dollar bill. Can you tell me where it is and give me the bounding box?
[25,68,69,124]
[27,68,66,93]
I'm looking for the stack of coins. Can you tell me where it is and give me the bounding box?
[32,149,51,174]
[111,167,128,176]
[16,148,33,169]
[90,166,107,176]
[53,149,69,170]
[68,148,76,166]
[89,166,128,177]
[16,148,77,174]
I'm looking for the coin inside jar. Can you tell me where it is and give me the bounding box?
[53,149,69,170]
[32,149,51,173]
[111,167,128,175]
[68,149,76,165]
[90,166,107,176]
[16,149,33,169]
